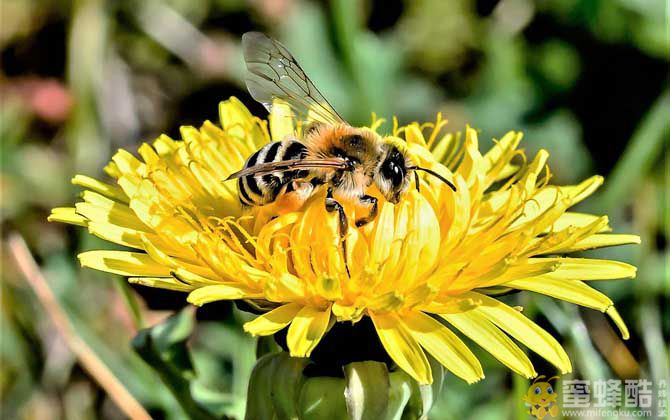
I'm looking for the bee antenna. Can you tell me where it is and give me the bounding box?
[409,166,457,191]
[414,171,421,192]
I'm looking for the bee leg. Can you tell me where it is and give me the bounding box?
[325,187,350,277]
[355,195,378,227]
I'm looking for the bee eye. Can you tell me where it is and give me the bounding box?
[534,387,541,395]
[547,387,553,394]
[382,160,403,188]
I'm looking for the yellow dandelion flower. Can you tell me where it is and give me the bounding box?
[49,97,640,385]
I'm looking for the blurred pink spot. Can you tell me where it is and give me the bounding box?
[29,79,73,123]
[1,77,73,123]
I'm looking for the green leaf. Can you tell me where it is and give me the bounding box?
[132,308,219,420]
[150,307,196,377]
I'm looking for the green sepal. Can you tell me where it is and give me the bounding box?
[386,370,414,420]
[418,355,446,419]
[270,352,310,420]
[343,361,390,420]
[256,335,282,358]
[299,376,349,420]
[245,352,281,420]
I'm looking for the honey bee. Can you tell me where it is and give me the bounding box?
[228,32,456,235]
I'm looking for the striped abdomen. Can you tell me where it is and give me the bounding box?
[237,139,308,206]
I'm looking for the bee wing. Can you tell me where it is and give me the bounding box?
[225,158,349,181]
[242,32,346,127]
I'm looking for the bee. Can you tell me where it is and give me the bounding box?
[228,32,456,236]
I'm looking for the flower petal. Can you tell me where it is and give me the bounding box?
[71,175,128,202]
[530,258,637,280]
[48,207,88,227]
[370,312,432,385]
[439,311,536,378]
[187,284,262,306]
[129,277,192,292]
[403,311,483,383]
[504,277,630,338]
[87,222,143,249]
[243,302,303,336]
[219,97,268,148]
[287,304,332,357]
[550,212,611,232]
[606,306,629,340]
[505,277,613,310]
[556,234,641,252]
[78,251,171,276]
[465,292,572,374]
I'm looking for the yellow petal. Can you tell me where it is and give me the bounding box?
[87,222,143,249]
[505,278,630,339]
[187,284,261,306]
[403,311,483,383]
[397,193,440,282]
[482,131,522,173]
[370,312,432,385]
[456,126,484,185]
[550,212,611,232]
[172,267,220,286]
[137,142,160,165]
[112,149,146,177]
[368,202,396,269]
[405,123,427,147]
[606,306,629,339]
[71,175,128,202]
[533,258,637,280]
[558,234,641,252]
[129,277,192,292]
[439,311,536,378]
[78,251,171,277]
[430,131,460,165]
[286,304,332,357]
[367,291,405,312]
[76,194,149,232]
[48,208,88,227]
[465,292,572,374]
[563,175,603,206]
[505,277,612,311]
[243,302,303,336]
[219,97,267,148]
[264,273,307,302]
[495,163,520,181]
[152,134,179,154]
[482,131,523,186]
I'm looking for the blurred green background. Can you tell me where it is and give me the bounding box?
[1,0,668,419]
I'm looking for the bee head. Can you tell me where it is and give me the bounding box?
[375,144,412,203]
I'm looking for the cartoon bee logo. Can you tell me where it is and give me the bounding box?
[523,375,560,419]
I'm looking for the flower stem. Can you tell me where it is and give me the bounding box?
[8,233,152,420]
